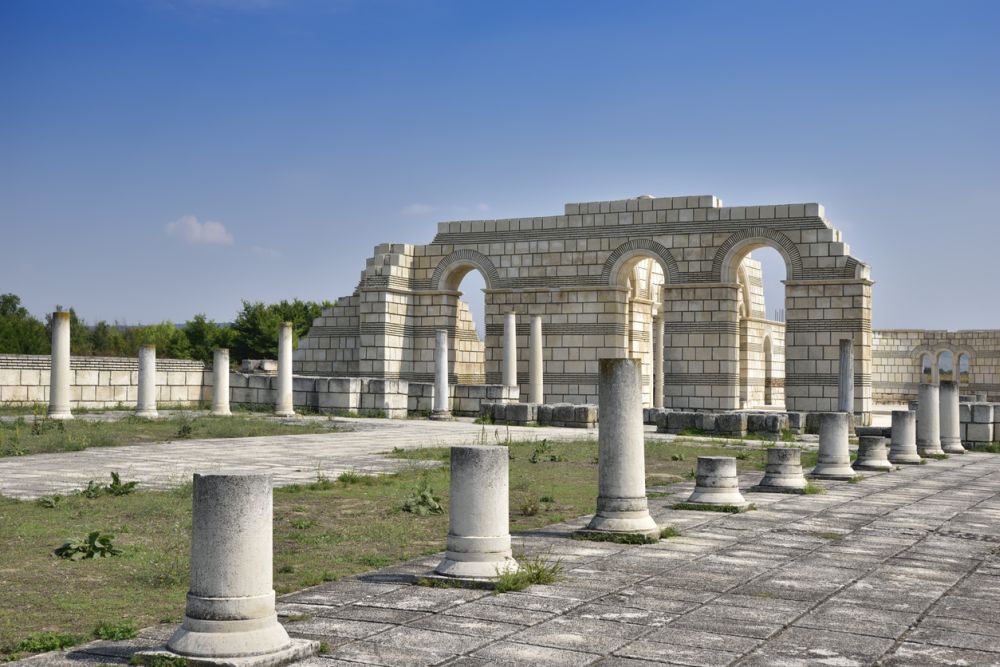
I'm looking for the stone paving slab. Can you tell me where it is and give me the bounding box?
[18,452,1000,666]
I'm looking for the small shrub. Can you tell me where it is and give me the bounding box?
[402,479,444,516]
[684,467,696,480]
[54,531,122,560]
[495,555,562,593]
[36,494,63,508]
[106,471,139,496]
[670,453,685,461]
[848,474,865,484]
[7,630,84,653]
[79,480,105,498]
[780,428,796,442]
[337,469,364,484]
[175,419,194,439]
[802,481,826,495]
[660,526,681,538]
[520,498,540,516]
[93,620,138,640]
[735,450,753,460]
[277,564,294,574]
[539,495,556,503]
[528,439,563,463]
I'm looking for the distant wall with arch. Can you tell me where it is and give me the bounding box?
[295,193,872,419]
[872,330,1000,402]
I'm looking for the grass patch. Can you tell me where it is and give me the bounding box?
[0,414,341,458]
[93,620,138,640]
[673,502,755,513]
[811,531,844,541]
[924,453,950,460]
[802,481,827,495]
[573,531,660,545]
[848,474,865,484]
[494,555,563,593]
[660,526,681,538]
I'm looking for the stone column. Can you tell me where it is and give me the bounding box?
[431,329,451,420]
[754,448,807,492]
[809,412,855,479]
[686,456,748,508]
[136,345,158,419]
[529,315,543,404]
[47,311,73,420]
[578,358,659,539]
[275,322,295,417]
[853,436,892,471]
[916,382,944,456]
[939,380,965,454]
[652,315,664,409]
[502,311,517,388]
[161,473,317,662]
[838,338,854,414]
[211,349,231,417]
[889,410,921,464]
[435,446,518,578]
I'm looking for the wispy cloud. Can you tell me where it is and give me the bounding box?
[251,245,282,259]
[400,203,435,216]
[165,215,235,246]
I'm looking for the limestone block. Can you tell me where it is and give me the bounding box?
[248,374,272,390]
[746,414,768,433]
[972,403,994,423]
[967,423,994,443]
[538,403,557,425]
[292,376,316,392]
[75,370,99,386]
[0,369,19,385]
[479,402,495,420]
[754,448,807,492]
[492,403,507,422]
[786,412,806,433]
[554,403,576,424]
[505,403,537,424]
[687,457,747,507]
[696,413,718,432]
[666,411,697,434]
[853,436,892,471]
[715,413,748,436]
[110,371,131,386]
[228,373,250,389]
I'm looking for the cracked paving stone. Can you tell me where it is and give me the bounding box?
[471,640,602,666]
[736,626,894,666]
[505,616,648,654]
[881,641,1000,666]
[614,639,741,667]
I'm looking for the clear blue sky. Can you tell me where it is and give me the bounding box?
[2,0,997,329]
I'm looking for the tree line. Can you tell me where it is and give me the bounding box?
[0,293,333,364]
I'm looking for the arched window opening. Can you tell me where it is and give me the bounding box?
[938,350,954,383]
[958,353,971,387]
[736,246,787,410]
[920,353,933,384]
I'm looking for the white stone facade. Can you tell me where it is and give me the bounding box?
[873,330,1000,402]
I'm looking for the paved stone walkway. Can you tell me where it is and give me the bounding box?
[21,453,1000,666]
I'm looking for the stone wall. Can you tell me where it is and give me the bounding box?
[296,193,871,418]
[0,354,210,408]
[872,330,1000,402]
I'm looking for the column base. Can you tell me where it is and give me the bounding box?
[429,410,453,421]
[274,410,296,418]
[917,446,946,457]
[210,410,233,417]
[889,453,922,464]
[135,410,159,419]
[47,410,74,421]
[809,464,856,480]
[435,555,518,579]
[852,461,893,472]
[135,638,318,667]
[941,440,966,454]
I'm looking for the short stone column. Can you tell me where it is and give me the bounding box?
[435,446,518,578]
[888,410,921,464]
[939,380,965,454]
[916,383,943,456]
[158,473,317,663]
[529,315,543,404]
[136,345,158,419]
[502,311,517,388]
[838,338,854,414]
[47,311,73,420]
[687,456,748,507]
[652,316,664,409]
[853,436,892,471]
[809,412,855,479]
[431,329,452,420]
[210,349,231,417]
[275,322,295,417]
[578,358,659,539]
[753,448,807,492]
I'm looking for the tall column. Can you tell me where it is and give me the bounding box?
[136,345,158,419]
[938,380,965,454]
[159,473,317,661]
[275,322,295,417]
[502,311,517,388]
[578,358,659,540]
[431,329,451,420]
[435,446,518,578]
[48,311,73,420]
[916,382,943,456]
[529,315,543,404]
[838,338,854,414]
[809,412,855,479]
[652,315,664,409]
[211,348,231,417]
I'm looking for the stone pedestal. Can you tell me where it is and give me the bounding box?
[753,448,807,492]
[853,436,892,471]
[889,410,921,464]
[435,446,518,578]
[652,316,664,409]
[810,412,855,479]
[136,345,158,419]
[529,315,544,405]
[917,383,943,456]
[47,311,73,420]
[211,349,231,417]
[687,456,748,507]
[939,380,965,454]
[431,329,452,420]
[503,311,517,388]
[275,322,295,417]
[151,473,318,664]
[838,338,854,414]
[578,358,659,539]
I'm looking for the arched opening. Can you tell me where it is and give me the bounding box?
[958,352,971,387]
[937,350,954,383]
[920,352,934,384]
[439,263,487,385]
[763,335,774,406]
[612,253,667,407]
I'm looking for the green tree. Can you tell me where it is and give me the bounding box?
[90,321,131,357]
[0,294,49,354]
[230,299,330,360]
[183,314,236,364]
[130,321,192,359]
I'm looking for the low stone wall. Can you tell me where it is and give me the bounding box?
[647,408,802,440]
[481,402,598,428]
[0,354,209,408]
[873,330,1000,402]
[960,402,999,448]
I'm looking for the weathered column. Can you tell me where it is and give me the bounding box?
[578,358,659,539]
[939,380,965,454]
[275,322,295,417]
[916,383,944,456]
[436,446,517,578]
[211,349,231,417]
[753,448,807,492]
[686,456,748,508]
[502,311,517,388]
[136,344,158,419]
[431,329,451,420]
[853,436,892,471]
[838,338,854,414]
[160,473,317,662]
[889,410,921,464]
[47,311,73,420]
[809,412,855,479]
[652,315,664,409]
[529,315,543,404]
